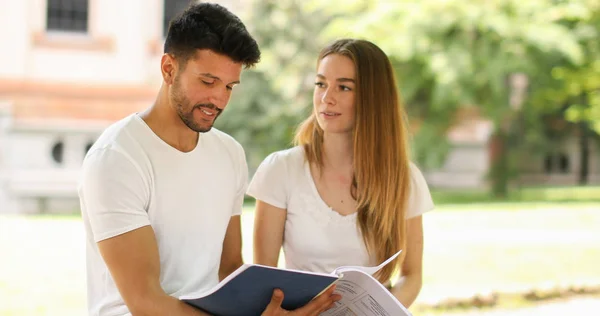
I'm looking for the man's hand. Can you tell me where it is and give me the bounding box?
[261,285,341,315]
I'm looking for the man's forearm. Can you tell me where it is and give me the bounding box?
[218,259,243,281]
[390,274,422,308]
[167,295,211,316]
[129,293,210,316]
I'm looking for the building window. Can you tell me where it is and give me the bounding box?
[163,0,193,37]
[85,141,94,155]
[544,152,570,174]
[558,153,570,173]
[51,141,64,164]
[544,154,553,174]
[47,0,89,33]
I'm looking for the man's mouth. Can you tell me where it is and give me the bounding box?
[200,108,216,116]
[196,104,221,117]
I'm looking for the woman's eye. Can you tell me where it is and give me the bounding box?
[315,82,325,88]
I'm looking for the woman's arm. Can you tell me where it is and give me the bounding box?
[253,200,287,267]
[390,215,424,308]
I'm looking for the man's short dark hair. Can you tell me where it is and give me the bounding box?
[164,2,261,68]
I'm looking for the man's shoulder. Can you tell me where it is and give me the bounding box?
[85,114,144,164]
[206,127,244,151]
[79,115,150,193]
[91,114,137,144]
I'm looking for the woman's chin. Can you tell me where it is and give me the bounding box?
[322,127,353,136]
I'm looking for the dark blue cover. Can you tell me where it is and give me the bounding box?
[182,265,339,316]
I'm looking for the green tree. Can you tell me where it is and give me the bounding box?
[317,0,589,196]
[216,0,336,170]
[529,0,600,184]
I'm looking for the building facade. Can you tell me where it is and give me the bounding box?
[0,0,245,213]
[0,1,598,214]
[423,110,600,190]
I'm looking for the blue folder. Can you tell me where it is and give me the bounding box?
[181,264,339,316]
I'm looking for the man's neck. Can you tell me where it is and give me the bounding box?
[139,87,199,153]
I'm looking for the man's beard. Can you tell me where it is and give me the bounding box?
[172,84,222,133]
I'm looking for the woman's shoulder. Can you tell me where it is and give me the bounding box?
[260,145,306,167]
[407,161,431,190]
[247,146,307,207]
[406,160,435,217]
[408,161,425,177]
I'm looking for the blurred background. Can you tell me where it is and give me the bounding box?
[0,0,599,315]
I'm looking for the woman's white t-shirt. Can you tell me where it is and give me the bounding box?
[246,146,435,274]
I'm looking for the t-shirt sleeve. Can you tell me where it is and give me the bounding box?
[246,152,288,209]
[232,143,249,216]
[406,162,435,219]
[79,148,151,243]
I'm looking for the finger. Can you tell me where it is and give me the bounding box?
[262,289,285,315]
[313,293,342,314]
[325,301,337,311]
[317,294,342,314]
[317,284,337,299]
[298,284,339,314]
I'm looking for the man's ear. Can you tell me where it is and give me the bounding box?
[161,54,177,85]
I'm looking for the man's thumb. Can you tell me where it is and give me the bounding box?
[270,288,284,306]
[262,289,285,315]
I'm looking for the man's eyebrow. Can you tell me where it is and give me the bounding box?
[198,72,240,85]
[316,74,355,83]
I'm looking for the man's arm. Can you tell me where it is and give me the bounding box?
[98,226,209,316]
[218,213,339,315]
[219,215,244,281]
[390,215,424,308]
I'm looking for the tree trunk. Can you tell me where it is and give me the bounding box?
[489,129,509,198]
[578,123,590,185]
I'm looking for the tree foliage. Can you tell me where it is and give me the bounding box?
[217,0,600,194]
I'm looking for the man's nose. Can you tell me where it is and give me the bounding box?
[210,89,230,110]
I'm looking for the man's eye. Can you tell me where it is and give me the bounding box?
[202,80,215,85]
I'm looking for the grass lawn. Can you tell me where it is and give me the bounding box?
[430,185,600,204]
[1,202,599,315]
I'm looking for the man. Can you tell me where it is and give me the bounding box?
[78,3,339,315]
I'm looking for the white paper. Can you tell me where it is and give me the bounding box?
[321,269,411,316]
[332,250,402,276]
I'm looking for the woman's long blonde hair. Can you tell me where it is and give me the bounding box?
[294,39,411,283]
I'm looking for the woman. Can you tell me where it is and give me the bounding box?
[247,39,434,308]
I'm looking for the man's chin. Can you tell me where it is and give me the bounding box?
[192,122,214,133]
[191,126,212,133]
[180,114,217,133]
[182,121,212,133]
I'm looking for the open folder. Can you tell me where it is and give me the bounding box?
[180,251,411,316]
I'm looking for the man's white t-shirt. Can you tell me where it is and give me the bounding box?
[246,146,434,274]
[78,114,248,316]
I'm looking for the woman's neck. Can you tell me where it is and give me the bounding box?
[322,132,353,172]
